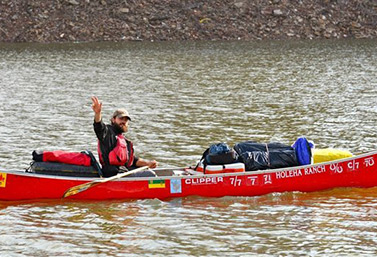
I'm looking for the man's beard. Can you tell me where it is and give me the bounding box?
[112,122,127,134]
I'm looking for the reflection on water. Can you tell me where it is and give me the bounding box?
[0,39,377,256]
[2,188,377,256]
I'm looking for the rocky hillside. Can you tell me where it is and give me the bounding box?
[0,0,376,42]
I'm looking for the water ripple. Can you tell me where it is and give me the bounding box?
[0,40,377,256]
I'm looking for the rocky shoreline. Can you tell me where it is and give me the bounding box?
[0,0,376,43]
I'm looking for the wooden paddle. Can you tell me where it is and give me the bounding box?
[62,166,148,198]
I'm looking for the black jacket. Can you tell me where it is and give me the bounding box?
[93,120,138,177]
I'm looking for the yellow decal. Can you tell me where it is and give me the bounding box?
[0,173,7,187]
[148,179,165,189]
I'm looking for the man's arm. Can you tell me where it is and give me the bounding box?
[91,96,107,141]
[136,158,158,169]
[91,96,102,122]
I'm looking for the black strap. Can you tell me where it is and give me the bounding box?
[265,143,270,168]
[25,161,34,173]
[194,148,209,173]
[82,150,103,177]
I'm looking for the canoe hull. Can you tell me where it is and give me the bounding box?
[1,151,377,201]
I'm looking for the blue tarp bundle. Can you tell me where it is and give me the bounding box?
[291,137,314,165]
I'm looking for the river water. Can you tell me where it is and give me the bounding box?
[0,39,376,256]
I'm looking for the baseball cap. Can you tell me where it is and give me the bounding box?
[112,109,132,121]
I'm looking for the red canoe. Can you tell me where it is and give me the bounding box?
[0,151,376,201]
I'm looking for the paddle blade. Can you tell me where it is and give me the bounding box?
[62,181,100,198]
[62,166,148,198]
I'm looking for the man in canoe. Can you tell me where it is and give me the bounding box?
[91,96,158,177]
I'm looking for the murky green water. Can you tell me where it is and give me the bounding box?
[0,39,376,256]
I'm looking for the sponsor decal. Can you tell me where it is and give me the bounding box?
[170,179,182,194]
[185,176,223,185]
[148,179,166,189]
[276,169,302,179]
[364,157,375,167]
[305,165,326,175]
[0,173,6,187]
[275,165,327,179]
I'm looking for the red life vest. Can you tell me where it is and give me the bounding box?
[98,134,134,167]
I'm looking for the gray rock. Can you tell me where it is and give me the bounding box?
[234,1,244,8]
[66,0,79,5]
[273,9,284,16]
[119,8,130,13]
